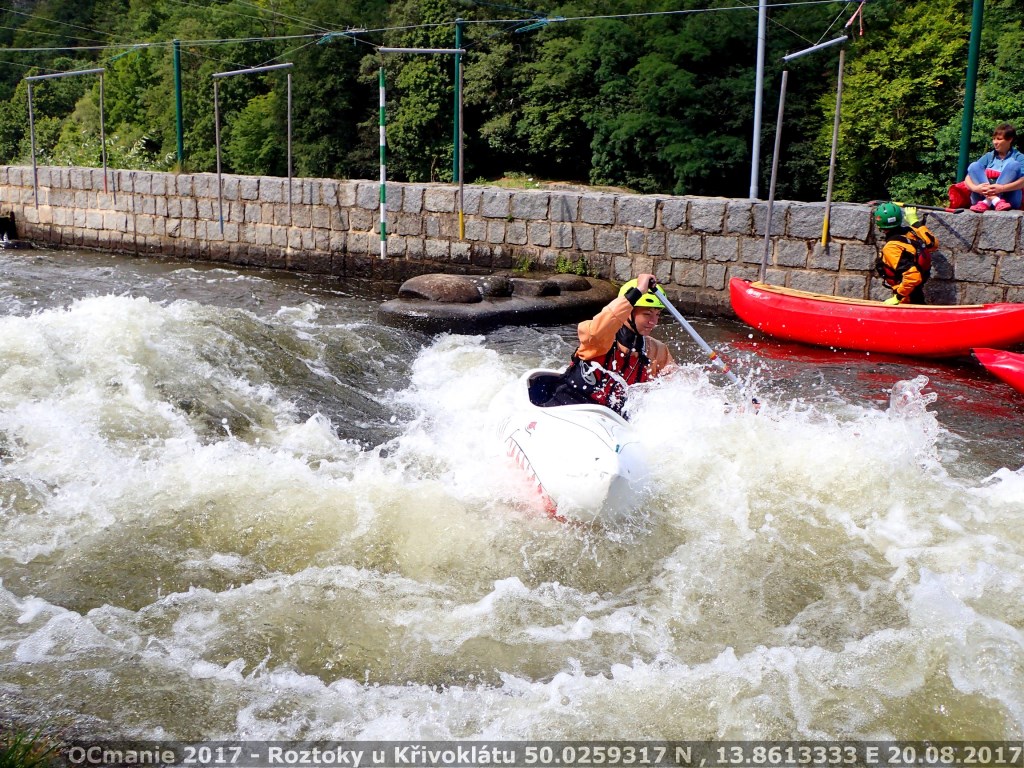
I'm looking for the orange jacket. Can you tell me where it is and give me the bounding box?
[575,296,674,375]
[877,225,937,302]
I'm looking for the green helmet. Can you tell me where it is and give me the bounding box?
[874,202,903,229]
[618,279,665,309]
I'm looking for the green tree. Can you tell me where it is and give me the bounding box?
[0,0,1015,204]
[1,58,95,164]
[822,0,967,203]
[366,0,466,182]
[586,2,755,195]
[0,101,23,162]
[514,18,610,184]
[461,20,543,182]
[226,92,284,175]
[290,39,373,179]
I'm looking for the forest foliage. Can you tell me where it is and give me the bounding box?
[0,0,1021,205]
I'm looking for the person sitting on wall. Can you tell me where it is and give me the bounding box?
[873,202,939,305]
[963,122,1024,212]
[543,273,675,416]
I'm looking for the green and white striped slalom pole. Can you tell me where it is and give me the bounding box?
[378,67,387,260]
[376,47,464,259]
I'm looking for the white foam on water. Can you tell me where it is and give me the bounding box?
[0,299,1022,739]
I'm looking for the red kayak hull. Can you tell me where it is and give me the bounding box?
[729,278,1024,358]
[973,348,1024,394]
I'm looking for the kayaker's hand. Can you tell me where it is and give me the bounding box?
[636,273,657,294]
[903,206,921,226]
[883,294,902,306]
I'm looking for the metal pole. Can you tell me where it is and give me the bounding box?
[749,0,767,199]
[821,47,845,247]
[173,39,184,167]
[379,66,387,260]
[781,35,847,62]
[760,70,788,283]
[213,63,295,78]
[27,82,37,207]
[452,19,463,183]
[287,71,293,225]
[457,26,465,239]
[25,67,105,81]
[379,47,465,54]
[213,78,223,234]
[24,68,107,206]
[210,63,294,235]
[99,71,108,194]
[957,0,985,179]
[757,37,845,280]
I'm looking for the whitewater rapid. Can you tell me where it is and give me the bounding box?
[0,250,1022,741]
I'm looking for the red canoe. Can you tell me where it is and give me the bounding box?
[729,278,1024,358]
[972,348,1024,394]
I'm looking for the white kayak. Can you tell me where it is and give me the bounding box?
[496,368,649,523]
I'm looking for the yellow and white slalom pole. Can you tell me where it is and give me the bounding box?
[821,47,845,247]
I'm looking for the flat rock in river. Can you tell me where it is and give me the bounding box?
[378,273,618,333]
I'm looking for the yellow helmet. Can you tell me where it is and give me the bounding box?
[618,279,665,309]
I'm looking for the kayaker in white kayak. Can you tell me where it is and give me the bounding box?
[543,273,675,415]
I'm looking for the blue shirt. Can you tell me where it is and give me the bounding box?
[977,146,1024,172]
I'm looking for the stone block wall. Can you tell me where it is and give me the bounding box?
[2,165,1023,314]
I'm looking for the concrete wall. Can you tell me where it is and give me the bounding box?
[3,165,1024,314]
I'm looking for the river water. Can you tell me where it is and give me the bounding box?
[0,248,1022,741]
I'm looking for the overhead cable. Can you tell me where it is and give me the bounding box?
[0,0,858,57]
